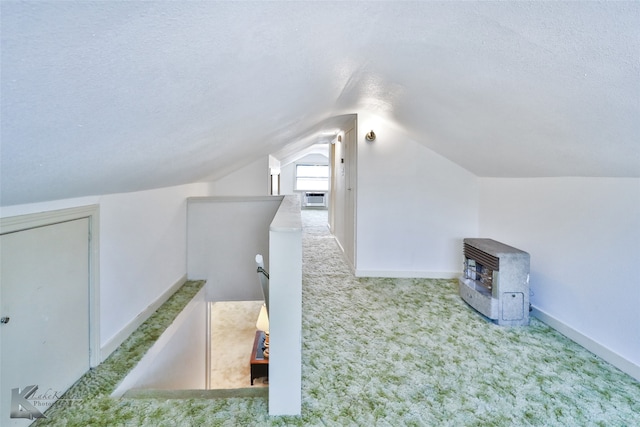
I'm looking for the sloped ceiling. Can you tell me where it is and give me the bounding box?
[1,1,638,206]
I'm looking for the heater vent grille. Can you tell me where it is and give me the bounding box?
[304,192,326,207]
[464,243,499,271]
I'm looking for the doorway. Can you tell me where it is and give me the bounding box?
[329,116,357,270]
[0,206,99,424]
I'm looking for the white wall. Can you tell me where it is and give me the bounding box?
[0,183,209,358]
[208,157,269,196]
[355,114,479,277]
[478,177,640,374]
[280,162,296,195]
[187,196,283,301]
[99,184,209,353]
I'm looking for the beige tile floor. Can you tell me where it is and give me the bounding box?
[209,300,269,389]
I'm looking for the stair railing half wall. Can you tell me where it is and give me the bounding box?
[267,195,302,416]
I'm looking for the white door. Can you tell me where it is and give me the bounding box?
[344,126,357,268]
[329,119,357,270]
[330,134,346,242]
[1,218,90,425]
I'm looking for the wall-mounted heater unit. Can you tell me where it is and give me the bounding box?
[459,238,530,326]
[304,192,326,207]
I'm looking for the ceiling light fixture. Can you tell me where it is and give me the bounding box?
[365,130,376,142]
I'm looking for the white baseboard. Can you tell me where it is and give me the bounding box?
[100,274,188,362]
[531,306,640,382]
[355,270,460,279]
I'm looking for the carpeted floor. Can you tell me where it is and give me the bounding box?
[34,209,640,426]
[209,300,269,389]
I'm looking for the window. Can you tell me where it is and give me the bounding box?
[295,164,328,191]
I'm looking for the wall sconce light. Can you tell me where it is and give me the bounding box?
[365,130,376,142]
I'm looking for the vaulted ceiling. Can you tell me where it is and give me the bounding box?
[1,1,638,206]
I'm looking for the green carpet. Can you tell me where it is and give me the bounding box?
[35,210,640,426]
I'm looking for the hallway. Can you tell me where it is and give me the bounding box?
[34,207,640,426]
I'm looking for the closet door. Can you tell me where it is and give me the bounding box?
[329,117,357,271]
[1,218,90,425]
[343,125,357,268]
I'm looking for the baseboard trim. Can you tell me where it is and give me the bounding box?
[355,270,460,279]
[100,274,188,362]
[531,306,640,382]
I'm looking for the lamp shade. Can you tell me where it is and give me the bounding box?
[256,303,269,332]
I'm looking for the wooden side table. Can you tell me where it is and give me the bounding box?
[250,330,268,385]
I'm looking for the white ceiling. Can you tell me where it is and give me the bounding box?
[1,1,638,206]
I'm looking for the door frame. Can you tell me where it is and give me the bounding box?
[328,115,357,271]
[1,205,100,367]
[344,124,357,269]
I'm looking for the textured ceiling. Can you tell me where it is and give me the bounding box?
[1,1,638,206]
